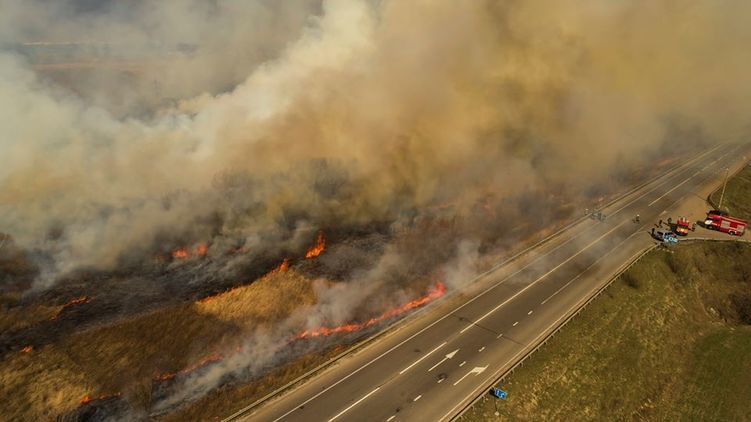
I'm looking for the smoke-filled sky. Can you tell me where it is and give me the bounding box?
[2,0,751,285]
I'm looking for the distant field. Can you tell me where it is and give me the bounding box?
[461,241,751,421]
[709,162,751,220]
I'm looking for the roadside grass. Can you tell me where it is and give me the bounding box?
[461,241,751,421]
[709,163,751,220]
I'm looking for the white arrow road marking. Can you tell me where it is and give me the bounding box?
[399,342,446,375]
[428,349,459,372]
[453,365,488,386]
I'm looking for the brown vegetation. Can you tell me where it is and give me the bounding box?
[0,269,316,420]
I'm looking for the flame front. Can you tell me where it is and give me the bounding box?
[172,243,208,259]
[297,281,446,339]
[305,232,326,259]
[160,282,445,386]
[50,296,92,320]
[172,248,189,259]
[80,392,122,405]
[155,353,223,381]
[21,345,32,353]
[270,258,290,274]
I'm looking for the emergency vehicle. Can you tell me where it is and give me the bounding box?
[675,217,691,236]
[704,210,747,236]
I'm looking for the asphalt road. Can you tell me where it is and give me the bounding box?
[237,143,749,422]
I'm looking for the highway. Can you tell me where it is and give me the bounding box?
[235,143,749,422]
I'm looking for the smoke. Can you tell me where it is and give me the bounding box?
[2,0,747,285]
[4,0,751,412]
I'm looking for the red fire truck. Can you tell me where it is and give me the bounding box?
[675,217,691,236]
[704,210,747,236]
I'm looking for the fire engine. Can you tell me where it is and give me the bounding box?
[674,217,690,236]
[704,210,747,236]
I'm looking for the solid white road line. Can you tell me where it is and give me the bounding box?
[540,272,585,305]
[268,146,726,422]
[398,342,446,375]
[649,150,731,207]
[607,145,721,216]
[541,225,645,306]
[327,387,381,422]
[459,219,629,334]
[439,246,655,421]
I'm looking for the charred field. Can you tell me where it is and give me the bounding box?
[5,1,751,420]
[0,153,689,421]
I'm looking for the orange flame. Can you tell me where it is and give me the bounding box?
[172,243,208,259]
[157,282,445,385]
[21,345,32,353]
[195,243,208,256]
[296,281,446,339]
[305,232,326,259]
[155,353,223,381]
[50,296,92,320]
[80,392,122,405]
[270,258,290,274]
[172,247,189,259]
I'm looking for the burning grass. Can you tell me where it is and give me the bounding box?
[0,268,316,420]
[0,149,696,420]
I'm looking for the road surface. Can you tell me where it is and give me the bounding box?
[233,144,749,422]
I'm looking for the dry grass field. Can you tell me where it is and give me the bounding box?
[0,268,317,420]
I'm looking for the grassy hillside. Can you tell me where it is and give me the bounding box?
[709,163,751,220]
[462,241,751,421]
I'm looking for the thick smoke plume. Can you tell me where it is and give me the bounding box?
[3,0,749,285]
[3,0,751,413]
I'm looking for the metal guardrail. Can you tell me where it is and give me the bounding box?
[221,155,708,421]
[452,243,658,421]
[453,237,750,420]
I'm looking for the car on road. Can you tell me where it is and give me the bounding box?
[653,229,678,243]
